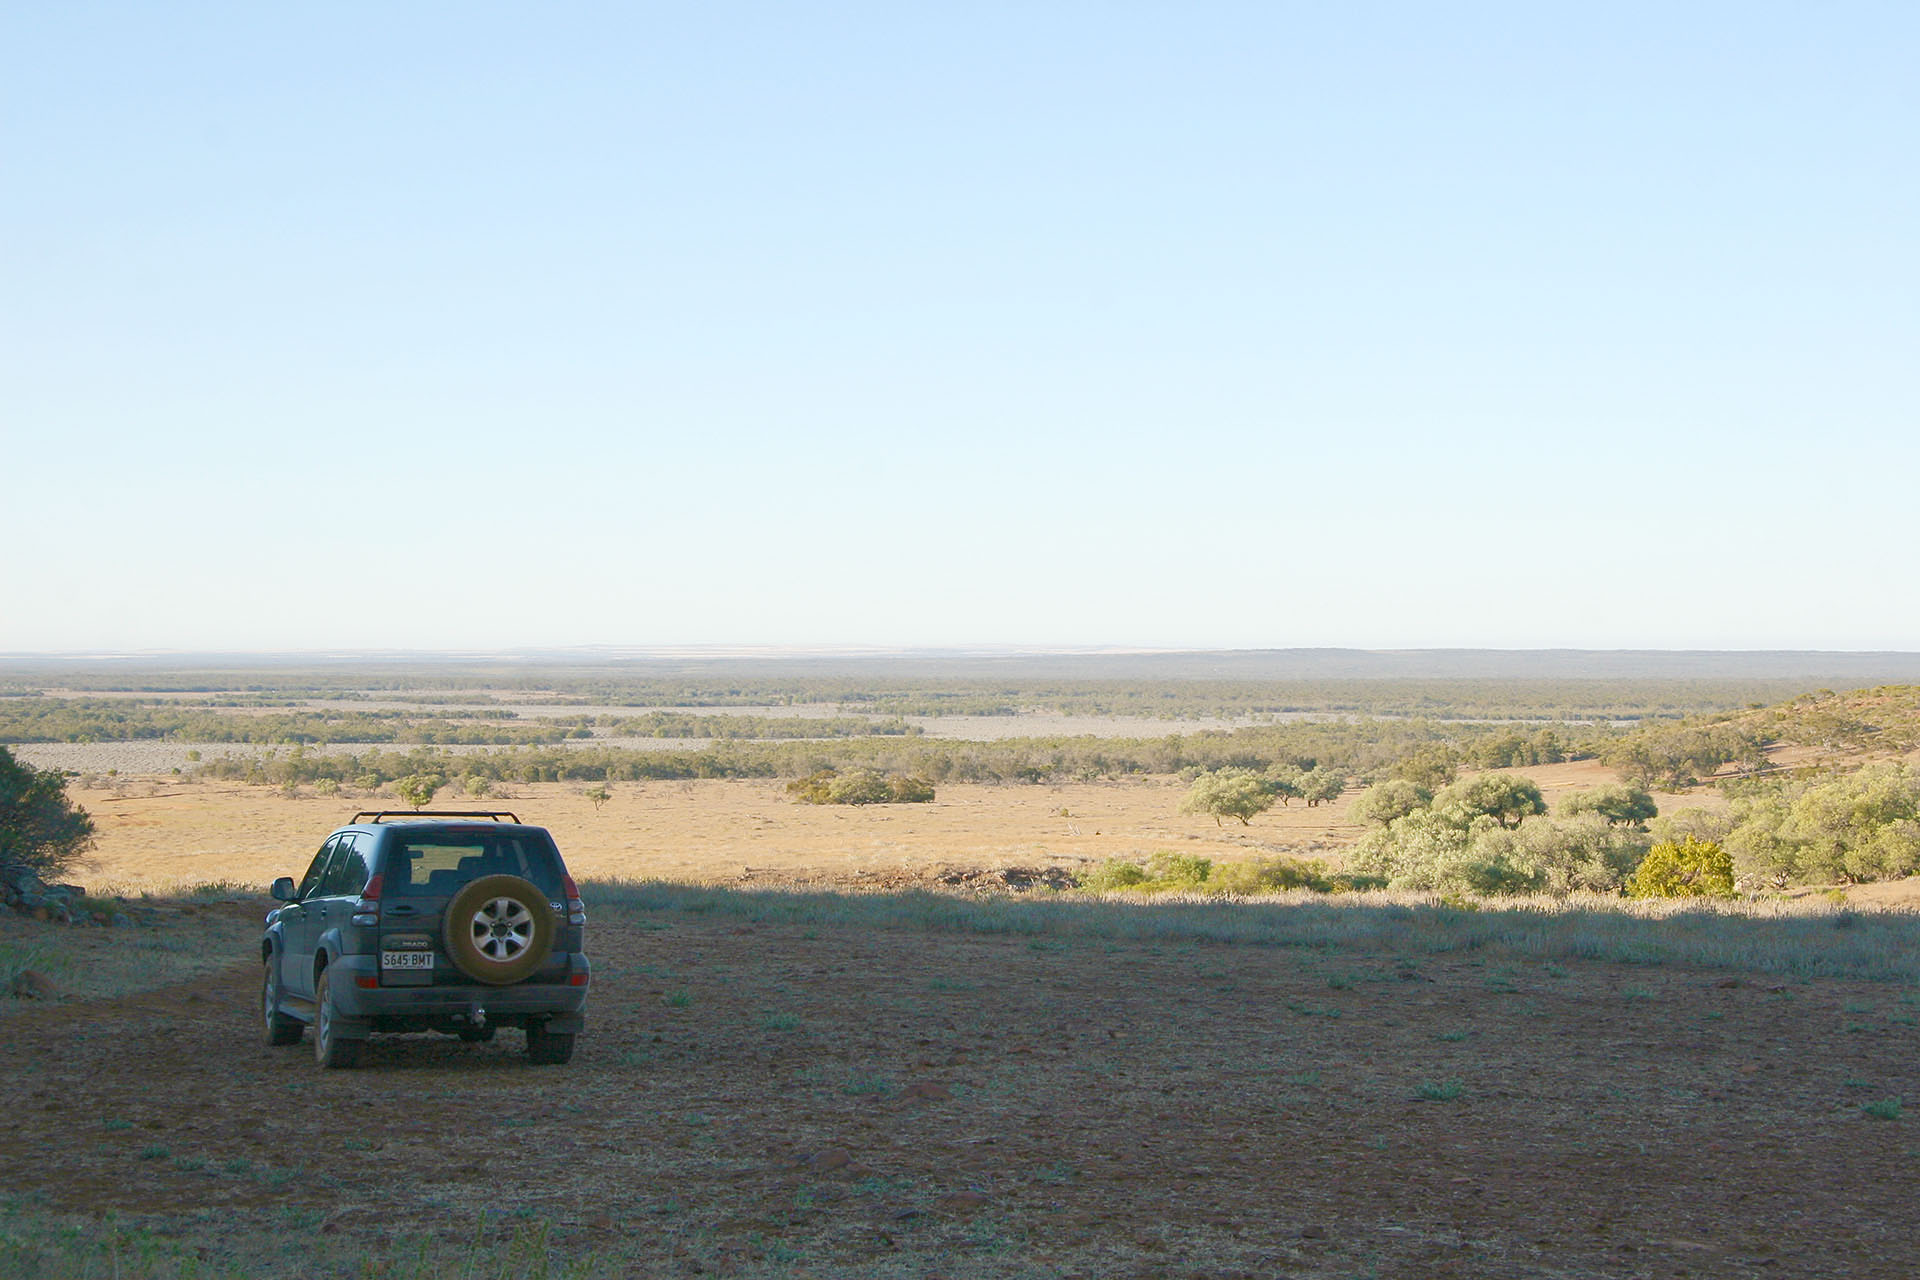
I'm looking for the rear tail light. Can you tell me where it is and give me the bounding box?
[352,873,383,927]
[562,872,586,925]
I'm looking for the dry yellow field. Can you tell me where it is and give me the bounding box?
[65,757,1717,894]
[68,776,1361,893]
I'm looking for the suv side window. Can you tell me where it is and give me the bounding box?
[297,836,341,899]
[319,834,370,898]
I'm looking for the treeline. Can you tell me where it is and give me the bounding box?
[1664,763,1920,887]
[1588,685,1920,789]
[1348,776,1654,896]
[0,699,917,745]
[604,712,919,740]
[0,700,566,745]
[186,719,1606,790]
[2,670,1844,722]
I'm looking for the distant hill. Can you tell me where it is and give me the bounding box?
[8,647,1920,684]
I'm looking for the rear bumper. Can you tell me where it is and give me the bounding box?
[327,953,589,1033]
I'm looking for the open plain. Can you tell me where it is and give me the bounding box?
[14,758,1707,896]
[2,765,1918,1277]
[4,881,1920,1278]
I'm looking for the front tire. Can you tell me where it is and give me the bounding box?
[526,1021,574,1065]
[313,968,363,1069]
[262,957,303,1047]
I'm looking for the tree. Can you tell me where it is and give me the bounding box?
[1179,769,1276,827]
[1392,745,1459,791]
[1626,836,1735,899]
[393,773,443,810]
[0,746,94,879]
[584,784,612,812]
[1435,774,1547,830]
[1298,767,1348,808]
[1559,783,1657,829]
[1350,780,1432,826]
[1263,764,1305,806]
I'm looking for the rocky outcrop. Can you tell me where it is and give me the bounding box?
[0,862,137,926]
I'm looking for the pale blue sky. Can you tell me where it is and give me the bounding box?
[4,3,1916,653]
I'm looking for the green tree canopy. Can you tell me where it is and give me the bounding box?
[1298,767,1347,808]
[1559,783,1658,829]
[1179,769,1277,827]
[0,746,95,879]
[393,773,444,810]
[1435,774,1547,830]
[1349,779,1433,827]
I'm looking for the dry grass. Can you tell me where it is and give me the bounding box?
[62,775,1368,894]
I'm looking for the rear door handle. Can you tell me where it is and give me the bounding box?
[388,905,419,916]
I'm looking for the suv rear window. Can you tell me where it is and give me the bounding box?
[385,830,565,898]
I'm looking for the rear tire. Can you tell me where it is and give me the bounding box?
[313,969,363,1069]
[526,1021,574,1065]
[262,958,303,1047]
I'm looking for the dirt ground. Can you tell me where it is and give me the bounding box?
[3,894,1918,1278]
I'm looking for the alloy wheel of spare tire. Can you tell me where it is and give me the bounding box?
[443,875,555,986]
[262,959,303,1046]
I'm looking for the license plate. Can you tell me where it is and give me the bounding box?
[382,951,434,970]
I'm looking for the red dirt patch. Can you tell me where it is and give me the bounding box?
[2,903,1917,1276]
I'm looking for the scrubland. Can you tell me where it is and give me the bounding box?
[6,666,1920,1276]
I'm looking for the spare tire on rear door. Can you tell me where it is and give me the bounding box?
[444,874,556,985]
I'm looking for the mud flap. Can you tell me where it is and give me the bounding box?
[328,1014,373,1041]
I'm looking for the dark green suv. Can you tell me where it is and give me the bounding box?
[260,811,590,1068]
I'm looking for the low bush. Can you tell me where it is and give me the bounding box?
[786,769,936,805]
[1075,852,1365,896]
[1625,836,1736,899]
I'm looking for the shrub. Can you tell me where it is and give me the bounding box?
[1352,802,1647,897]
[392,774,444,810]
[1145,851,1212,888]
[1625,836,1736,899]
[0,746,94,879]
[1719,764,1920,887]
[786,769,935,806]
[887,774,936,803]
[1075,853,1352,895]
[1078,861,1148,891]
[1206,857,1340,894]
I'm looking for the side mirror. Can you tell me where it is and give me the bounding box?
[271,877,297,902]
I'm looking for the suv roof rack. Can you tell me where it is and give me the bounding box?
[350,810,524,825]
